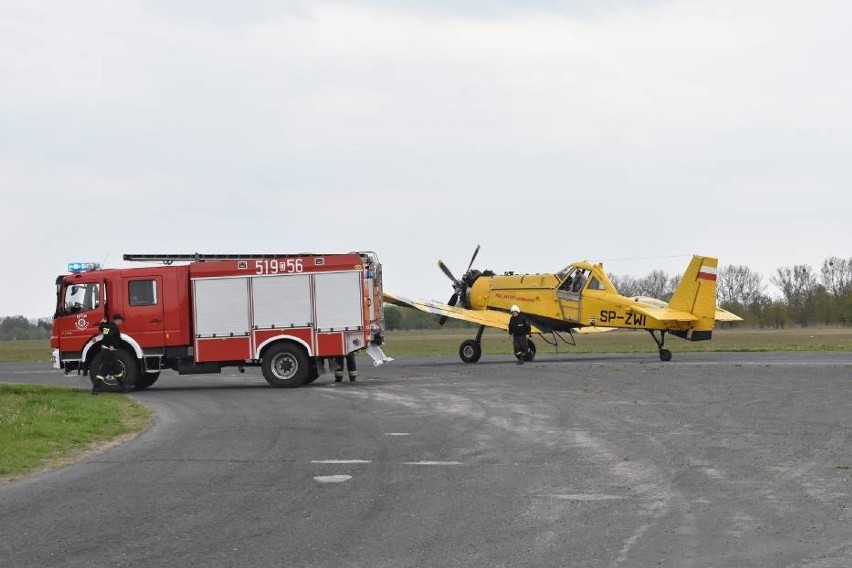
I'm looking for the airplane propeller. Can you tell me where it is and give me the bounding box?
[437,245,482,326]
[438,260,461,289]
[465,244,480,273]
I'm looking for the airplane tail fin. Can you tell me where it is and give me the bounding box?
[668,255,719,338]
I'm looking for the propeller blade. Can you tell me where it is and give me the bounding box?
[439,293,458,326]
[438,259,460,285]
[466,244,481,273]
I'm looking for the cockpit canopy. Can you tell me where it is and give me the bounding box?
[556,262,617,294]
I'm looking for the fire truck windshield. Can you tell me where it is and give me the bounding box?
[62,282,100,314]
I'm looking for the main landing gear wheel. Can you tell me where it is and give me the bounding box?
[524,340,536,361]
[459,340,482,363]
[659,349,672,362]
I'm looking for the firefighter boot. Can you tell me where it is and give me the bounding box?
[333,356,345,382]
[346,353,357,382]
[92,375,107,394]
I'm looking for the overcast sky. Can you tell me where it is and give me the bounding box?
[2,0,850,318]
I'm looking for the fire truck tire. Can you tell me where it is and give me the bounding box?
[134,372,160,390]
[89,349,140,393]
[262,343,309,388]
[458,340,482,363]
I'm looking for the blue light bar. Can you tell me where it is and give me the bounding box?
[68,262,101,273]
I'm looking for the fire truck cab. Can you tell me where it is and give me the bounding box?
[51,252,391,389]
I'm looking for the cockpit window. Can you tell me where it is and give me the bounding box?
[588,277,605,291]
[556,266,574,282]
[63,283,100,314]
[559,266,577,290]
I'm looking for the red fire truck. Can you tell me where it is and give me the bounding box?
[51,252,391,389]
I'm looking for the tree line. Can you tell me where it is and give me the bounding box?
[0,316,52,340]
[714,257,852,328]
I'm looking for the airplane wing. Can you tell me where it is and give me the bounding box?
[575,326,617,334]
[383,292,542,333]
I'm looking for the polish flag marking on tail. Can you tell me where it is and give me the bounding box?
[698,264,718,281]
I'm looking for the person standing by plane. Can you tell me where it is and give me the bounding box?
[508,305,531,365]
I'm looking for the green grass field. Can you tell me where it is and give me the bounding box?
[382,327,852,357]
[0,384,150,481]
[0,339,52,362]
[1,329,850,364]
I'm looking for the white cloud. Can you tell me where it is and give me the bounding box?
[1,0,850,317]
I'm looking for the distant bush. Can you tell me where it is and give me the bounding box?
[0,316,51,341]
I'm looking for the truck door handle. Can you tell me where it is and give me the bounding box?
[150,318,162,324]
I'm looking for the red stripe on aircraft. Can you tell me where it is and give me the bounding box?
[697,271,717,281]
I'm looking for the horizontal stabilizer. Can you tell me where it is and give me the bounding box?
[628,304,698,323]
[715,307,744,322]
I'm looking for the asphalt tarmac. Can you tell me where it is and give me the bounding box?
[1,351,851,568]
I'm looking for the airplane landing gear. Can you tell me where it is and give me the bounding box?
[459,326,486,363]
[648,330,673,361]
[524,340,536,361]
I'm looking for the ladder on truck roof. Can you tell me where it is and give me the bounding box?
[123,253,337,264]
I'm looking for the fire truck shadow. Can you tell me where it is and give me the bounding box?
[138,379,391,392]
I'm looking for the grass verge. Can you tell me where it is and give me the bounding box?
[0,384,150,482]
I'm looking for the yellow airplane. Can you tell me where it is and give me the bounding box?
[384,247,742,362]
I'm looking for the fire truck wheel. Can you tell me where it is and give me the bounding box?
[89,349,140,392]
[458,340,482,363]
[134,372,160,390]
[262,343,309,388]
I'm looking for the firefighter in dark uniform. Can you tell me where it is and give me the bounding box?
[508,305,531,365]
[333,353,358,382]
[93,313,126,394]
